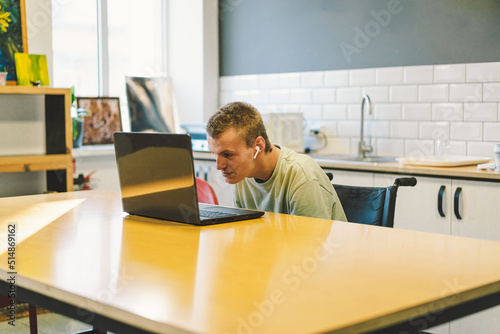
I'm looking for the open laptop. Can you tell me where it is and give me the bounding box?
[113,132,265,225]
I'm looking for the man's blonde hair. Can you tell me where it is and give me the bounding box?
[206,102,272,152]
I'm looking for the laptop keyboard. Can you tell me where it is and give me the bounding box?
[199,210,237,219]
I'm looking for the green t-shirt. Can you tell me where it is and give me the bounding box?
[234,146,347,221]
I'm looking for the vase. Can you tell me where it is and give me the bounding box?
[73,119,84,148]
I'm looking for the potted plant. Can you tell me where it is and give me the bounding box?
[70,86,88,148]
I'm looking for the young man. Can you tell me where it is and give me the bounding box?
[206,101,347,221]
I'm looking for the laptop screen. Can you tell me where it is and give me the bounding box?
[114,132,200,224]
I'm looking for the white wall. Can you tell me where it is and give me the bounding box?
[167,0,219,125]
[25,0,54,83]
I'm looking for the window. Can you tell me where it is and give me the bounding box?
[52,0,166,129]
[52,1,99,96]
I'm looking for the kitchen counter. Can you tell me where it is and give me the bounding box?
[315,159,500,182]
[193,151,500,182]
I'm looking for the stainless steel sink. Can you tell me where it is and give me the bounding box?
[311,154,397,164]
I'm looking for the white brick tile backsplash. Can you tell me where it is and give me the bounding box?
[419,84,449,102]
[300,105,322,119]
[376,67,403,85]
[449,141,467,156]
[349,68,375,86]
[279,73,301,88]
[450,122,482,141]
[432,103,463,121]
[390,85,418,102]
[323,104,348,120]
[449,84,482,102]
[365,121,390,137]
[376,138,404,157]
[312,88,336,103]
[258,74,280,89]
[374,104,401,120]
[227,75,259,90]
[404,65,433,84]
[402,103,431,120]
[300,71,324,87]
[390,121,419,138]
[324,137,350,155]
[361,86,389,102]
[347,103,369,120]
[337,87,362,103]
[244,90,269,104]
[220,61,500,158]
[290,89,312,104]
[316,121,339,137]
[467,141,497,157]
[466,62,500,82]
[405,139,435,157]
[276,104,300,113]
[419,122,449,139]
[256,104,278,114]
[483,83,500,102]
[232,90,250,101]
[484,123,500,141]
[337,121,360,137]
[464,103,497,121]
[268,89,290,104]
[434,64,466,83]
[324,70,349,87]
[304,119,326,133]
[349,138,360,155]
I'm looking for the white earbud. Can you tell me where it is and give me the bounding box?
[253,146,261,159]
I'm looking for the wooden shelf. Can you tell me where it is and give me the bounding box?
[0,86,72,95]
[0,86,73,192]
[0,155,72,173]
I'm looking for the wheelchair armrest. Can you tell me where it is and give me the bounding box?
[393,177,417,187]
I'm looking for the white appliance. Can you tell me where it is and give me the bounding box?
[262,113,304,153]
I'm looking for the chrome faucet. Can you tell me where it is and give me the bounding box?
[358,95,373,159]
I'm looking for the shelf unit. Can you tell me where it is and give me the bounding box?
[0,86,73,192]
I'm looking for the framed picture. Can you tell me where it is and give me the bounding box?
[0,0,28,85]
[14,53,49,86]
[76,97,123,146]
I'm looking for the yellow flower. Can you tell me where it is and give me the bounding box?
[0,5,11,33]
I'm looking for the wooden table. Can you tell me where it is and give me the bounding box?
[1,190,500,333]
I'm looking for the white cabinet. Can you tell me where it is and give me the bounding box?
[375,173,500,334]
[374,174,452,235]
[450,179,500,241]
[193,159,234,206]
[448,179,500,334]
[374,173,500,240]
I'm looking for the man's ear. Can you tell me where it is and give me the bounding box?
[254,136,266,152]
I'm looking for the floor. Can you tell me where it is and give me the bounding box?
[0,312,93,333]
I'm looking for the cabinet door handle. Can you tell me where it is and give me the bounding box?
[195,166,202,178]
[438,185,446,217]
[204,166,211,182]
[454,187,463,220]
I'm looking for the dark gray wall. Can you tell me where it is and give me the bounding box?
[219,0,500,76]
